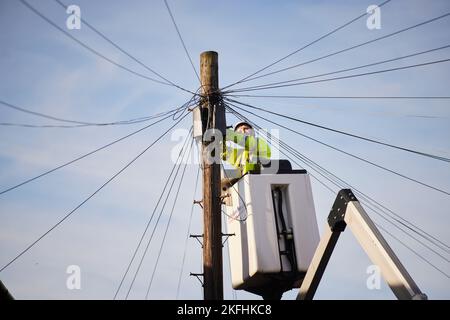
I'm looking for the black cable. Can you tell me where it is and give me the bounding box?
[225,104,450,256]
[227,94,450,100]
[0,112,189,274]
[172,88,202,121]
[226,98,450,163]
[229,44,450,91]
[20,0,166,85]
[163,0,200,84]
[0,99,192,128]
[0,102,194,197]
[123,128,193,299]
[355,193,450,253]
[226,58,450,93]
[0,115,180,128]
[224,99,450,196]
[53,0,197,95]
[222,0,393,90]
[0,99,100,125]
[0,116,169,195]
[369,206,450,263]
[145,138,194,299]
[376,224,449,278]
[223,103,444,120]
[21,0,194,95]
[0,122,89,128]
[234,11,450,85]
[113,126,193,300]
[176,163,201,299]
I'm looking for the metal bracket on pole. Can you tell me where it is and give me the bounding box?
[190,273,204,287]
[297,189,427,300]
[190,234,204,248]
[193,199,203,209]
[221,233,235,247]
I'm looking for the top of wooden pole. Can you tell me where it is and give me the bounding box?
[200,51,219,96]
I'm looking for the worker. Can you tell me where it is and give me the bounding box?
[221,121,271,189]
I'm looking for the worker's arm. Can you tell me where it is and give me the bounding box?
[224,129,255,164]
[223,129,242,167]
[223,129,272,169]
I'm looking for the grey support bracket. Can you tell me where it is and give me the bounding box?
[297,189,427,300]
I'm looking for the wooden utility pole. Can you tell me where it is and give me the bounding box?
[200,51,224,300]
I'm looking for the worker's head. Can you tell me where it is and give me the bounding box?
[234,121,254,136]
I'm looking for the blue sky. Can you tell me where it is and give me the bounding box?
[0,0,449,299]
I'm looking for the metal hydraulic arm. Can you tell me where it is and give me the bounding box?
[297,189,427,300]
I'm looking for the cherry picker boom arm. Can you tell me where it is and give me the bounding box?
[296,189,427,300]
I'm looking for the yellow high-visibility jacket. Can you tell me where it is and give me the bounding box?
[223,129,271,175]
